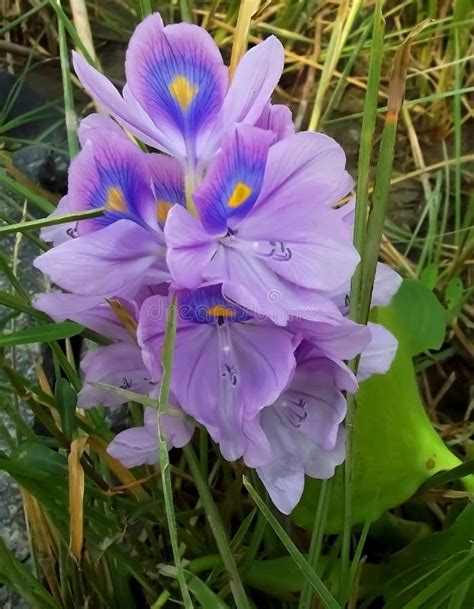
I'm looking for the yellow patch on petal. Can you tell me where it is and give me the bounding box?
[207,305,235,318]
[157,200,173,223]
[106,187,127,212]
[169,75,198,111]
[227,181,252,208]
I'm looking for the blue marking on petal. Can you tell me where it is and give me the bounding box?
[126,18,227,160]
[193,125,274,235]
[149,154,186,226]
[177,285,252,325]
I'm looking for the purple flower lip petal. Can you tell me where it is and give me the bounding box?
[73,14,284,166]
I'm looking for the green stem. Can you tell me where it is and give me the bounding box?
[342,0,385,601]
[157,299,194,609]
[56,5,79,159]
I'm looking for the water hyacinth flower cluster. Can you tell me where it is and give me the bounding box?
[34,13,401,514]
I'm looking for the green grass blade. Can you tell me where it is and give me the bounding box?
[184,445,251,609]
[0,172,55,214]
[298,478,332,609]
[243,477,340,609]
[0,537,61,609]
[56,2,79,159]
[0,208,105,236]
[349,0,386,323]
[0,322,84,347]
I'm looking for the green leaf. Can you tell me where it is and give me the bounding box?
[55,378,77,441]
[390,279,446,356]
[0,537,61,609]
[420,263,439,290]
[11,441,68,478]
[0,322,83,347]
[294,279,465,532]
[445,277,464,322]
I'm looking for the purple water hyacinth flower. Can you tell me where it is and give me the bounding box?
[165,125,358,324]
[33,285,167,343]
[108,407,194,468]
[78,340,156,409]
[72,13,284,167]
[138,283,300,466]
[58,293,153,408]
[33,124,185,299]
[255,318,398,514]
[256,344,352,514]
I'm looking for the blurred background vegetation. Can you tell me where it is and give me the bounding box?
[0,0,472,608]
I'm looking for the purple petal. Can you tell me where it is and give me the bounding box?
[40,195,75,246]
[257,399,346,514]
[176,283,252,324]
[372,263,402,308]
[125,14,227,163]
[34,220,167,298]
[73,51,180,155]
[107,426,159,467]
[148,153,186,226]
[358,322,398,381]
[221,36,284,128]
[67,132,158,234]
[78,341,154,408]
[78,113,126,147]
[243,132,354,235]
[257,408,305,514]
[292,315,370,360]
[213,247,345,325]
[280,365,347,451]
[165,205,217,288]
[302,427,345,480]
[144,408,194,449]
[295,345,358,393]
[255,103,295,141]
[34,292,133,341]
[193,126,273,235]
[225,133,358,293]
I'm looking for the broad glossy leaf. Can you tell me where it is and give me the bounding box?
[363,503,474,606]
[390,278,446,356]
[293,279,466,531]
